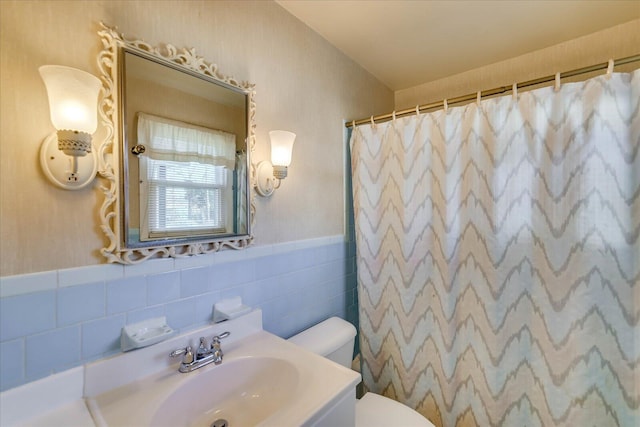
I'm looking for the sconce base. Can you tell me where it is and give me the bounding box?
[255,161,278,197]
[272,165,288,180]
[57,129,92,156]
[40,132,98,190]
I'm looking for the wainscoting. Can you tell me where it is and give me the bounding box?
[0,236,357,391]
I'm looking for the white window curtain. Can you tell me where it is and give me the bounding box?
[137,113,236,240]
[235,152,248,234]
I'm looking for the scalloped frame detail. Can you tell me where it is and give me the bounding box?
[97,23,256,264]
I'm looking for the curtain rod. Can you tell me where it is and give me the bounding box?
[345,54,640,128]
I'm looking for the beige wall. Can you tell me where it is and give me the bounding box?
[395,19,640,110]
[0,0,393,276]
[3,2,636,277]
[126,77,247,149]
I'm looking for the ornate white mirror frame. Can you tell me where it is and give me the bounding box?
[97,23,256,264]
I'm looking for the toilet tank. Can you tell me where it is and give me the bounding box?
[288,317,357,368]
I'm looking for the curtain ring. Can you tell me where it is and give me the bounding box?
[351,120,356,128]
[392,111,396,122]
[606,59,614,79]
[512,83,518,101]
[415,105,420,116]
[476,91,481,106]
[443,99,448,112]
[554,72,561,92]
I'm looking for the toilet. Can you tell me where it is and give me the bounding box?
[288,317,435,427]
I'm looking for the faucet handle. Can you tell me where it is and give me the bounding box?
[211,332,230,365]
[211,331,230,345]
[169,345,194,364]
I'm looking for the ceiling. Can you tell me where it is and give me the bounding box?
[276,0,640,91]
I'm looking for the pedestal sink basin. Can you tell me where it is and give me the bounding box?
[150,357,298,427]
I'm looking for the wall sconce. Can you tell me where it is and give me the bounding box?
[255,130,296,197]
[39,65,102,190]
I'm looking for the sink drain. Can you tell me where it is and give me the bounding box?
[211,419,229,427]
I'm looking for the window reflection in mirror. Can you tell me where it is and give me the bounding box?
[121,49,249,248]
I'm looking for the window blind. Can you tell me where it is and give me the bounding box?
[146,158,227,236]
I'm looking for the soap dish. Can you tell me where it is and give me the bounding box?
[213,296,252,323]
[121,317,174,352]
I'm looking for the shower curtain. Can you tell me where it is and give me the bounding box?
[350,70,639,426]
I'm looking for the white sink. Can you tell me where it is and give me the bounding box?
[85,310,360,427]
[150,356,299,427]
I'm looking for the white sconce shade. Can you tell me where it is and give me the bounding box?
[255,130,297,197]
[269,130,296,179]
[270,130,296,166]
[38,65,101,190]
[39,65,101,136]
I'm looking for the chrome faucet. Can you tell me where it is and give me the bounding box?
[170,331,230,373]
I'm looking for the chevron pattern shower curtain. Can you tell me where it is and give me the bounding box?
[350,70,639,427]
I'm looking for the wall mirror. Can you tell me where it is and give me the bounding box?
[97,24,255,264]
